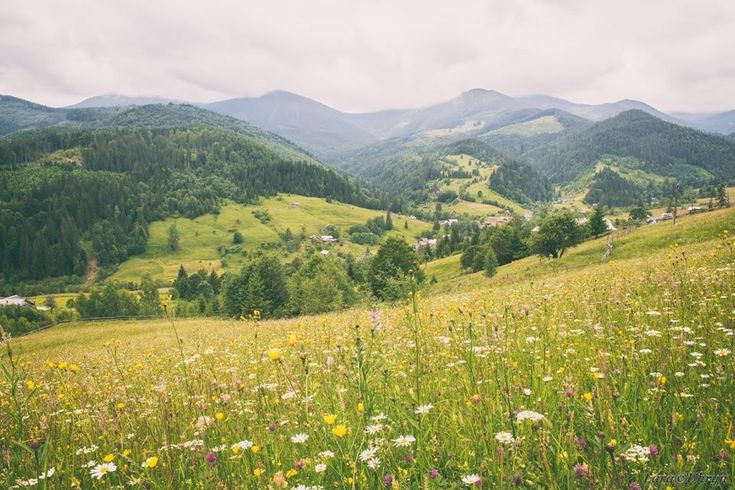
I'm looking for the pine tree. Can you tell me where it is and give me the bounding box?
[588,206,607,237]
[168,224,180,251]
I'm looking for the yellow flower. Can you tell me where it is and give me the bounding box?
[215,412,225,421]
[254,468,263,477]
[143,456,158,468]
[583,392,593,402]
[332,425,348,438]
[658,375,667,385]
[288,335,298,345]
[286,469,298,478]
[357,402,365,413]
[268,349,283,361]
[323,414,336,426]
[25,380,35,390]
[116,402,126,410]
[607,439,617,448]
[58,361,68,370]
[251,445,261,454]
[123,449,131,457]
[103,453,115,463]
[69,364,80,373]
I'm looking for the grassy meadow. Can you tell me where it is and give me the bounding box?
[110,195,432,284]
[2,209,735,488]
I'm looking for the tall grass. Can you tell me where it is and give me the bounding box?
[1,226,734,488]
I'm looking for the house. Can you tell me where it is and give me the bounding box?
[413,237,437,250]
[687,206,705,214]
[0,295,35,308]
[646,212,674,224]
[310,235,338,244]
[438,218,459,226]
[604,218,617,231]
[482,216,512,228]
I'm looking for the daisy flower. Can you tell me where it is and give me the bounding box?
[414,403,434,415]
[392,435,416,447]
[461,474,482,486]
[495,431,515,445]
[365,424,384,434]
[360,447,378,461]
[291,433,309,444]
[515,410,545,423]
[90,462,117,480]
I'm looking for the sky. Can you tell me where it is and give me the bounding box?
[1,0,734,113]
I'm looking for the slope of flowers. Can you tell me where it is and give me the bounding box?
[2,234,735,488]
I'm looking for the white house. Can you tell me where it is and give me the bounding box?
[0,295,35,307]
[647,212,674,224]
[413,237,438,250]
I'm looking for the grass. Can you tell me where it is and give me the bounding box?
[110,194,432,284]
[3,206,734,488]
[486,115,565,137]
[423,154,530,218]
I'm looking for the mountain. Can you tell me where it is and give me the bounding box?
[477,108,591,157]
[526,109,735,184]
[674,110,735,134]
[339,134,553,206]
[62,89,698,162]
[0,95,68,136]
[68,94,181,108]
[203,91,379,159]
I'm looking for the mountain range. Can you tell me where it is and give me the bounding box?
[35,89,728,161]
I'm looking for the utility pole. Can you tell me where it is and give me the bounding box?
[671,180,682,225]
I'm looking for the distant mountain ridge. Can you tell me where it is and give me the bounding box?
[5,90,734,164]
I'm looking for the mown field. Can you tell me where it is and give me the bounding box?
[110,194,432,284]
[2,209,735,488]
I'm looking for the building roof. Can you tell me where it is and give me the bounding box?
[0,295,34,306]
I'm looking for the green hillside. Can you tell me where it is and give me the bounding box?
[111,195,432,283]
[0,115,378,292]
[529,109,735,184]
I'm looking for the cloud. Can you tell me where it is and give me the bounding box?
[0,0,733,112]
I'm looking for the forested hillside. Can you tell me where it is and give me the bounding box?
[529,110,735,184]
[0,125,377,289]
[337,137,553,206]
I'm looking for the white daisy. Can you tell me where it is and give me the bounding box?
[392,435,416,447]
[414,403,434,415]
[90,462,117,480]
[461,474,482,485]
[291,433,309,444]
[495,431,515,445]
[359,446,378,461]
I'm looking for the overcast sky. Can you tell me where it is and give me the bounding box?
[1,0,734,113]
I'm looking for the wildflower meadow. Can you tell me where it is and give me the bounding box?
[2,214,735,488]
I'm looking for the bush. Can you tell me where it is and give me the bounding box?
[0,306,52,336]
